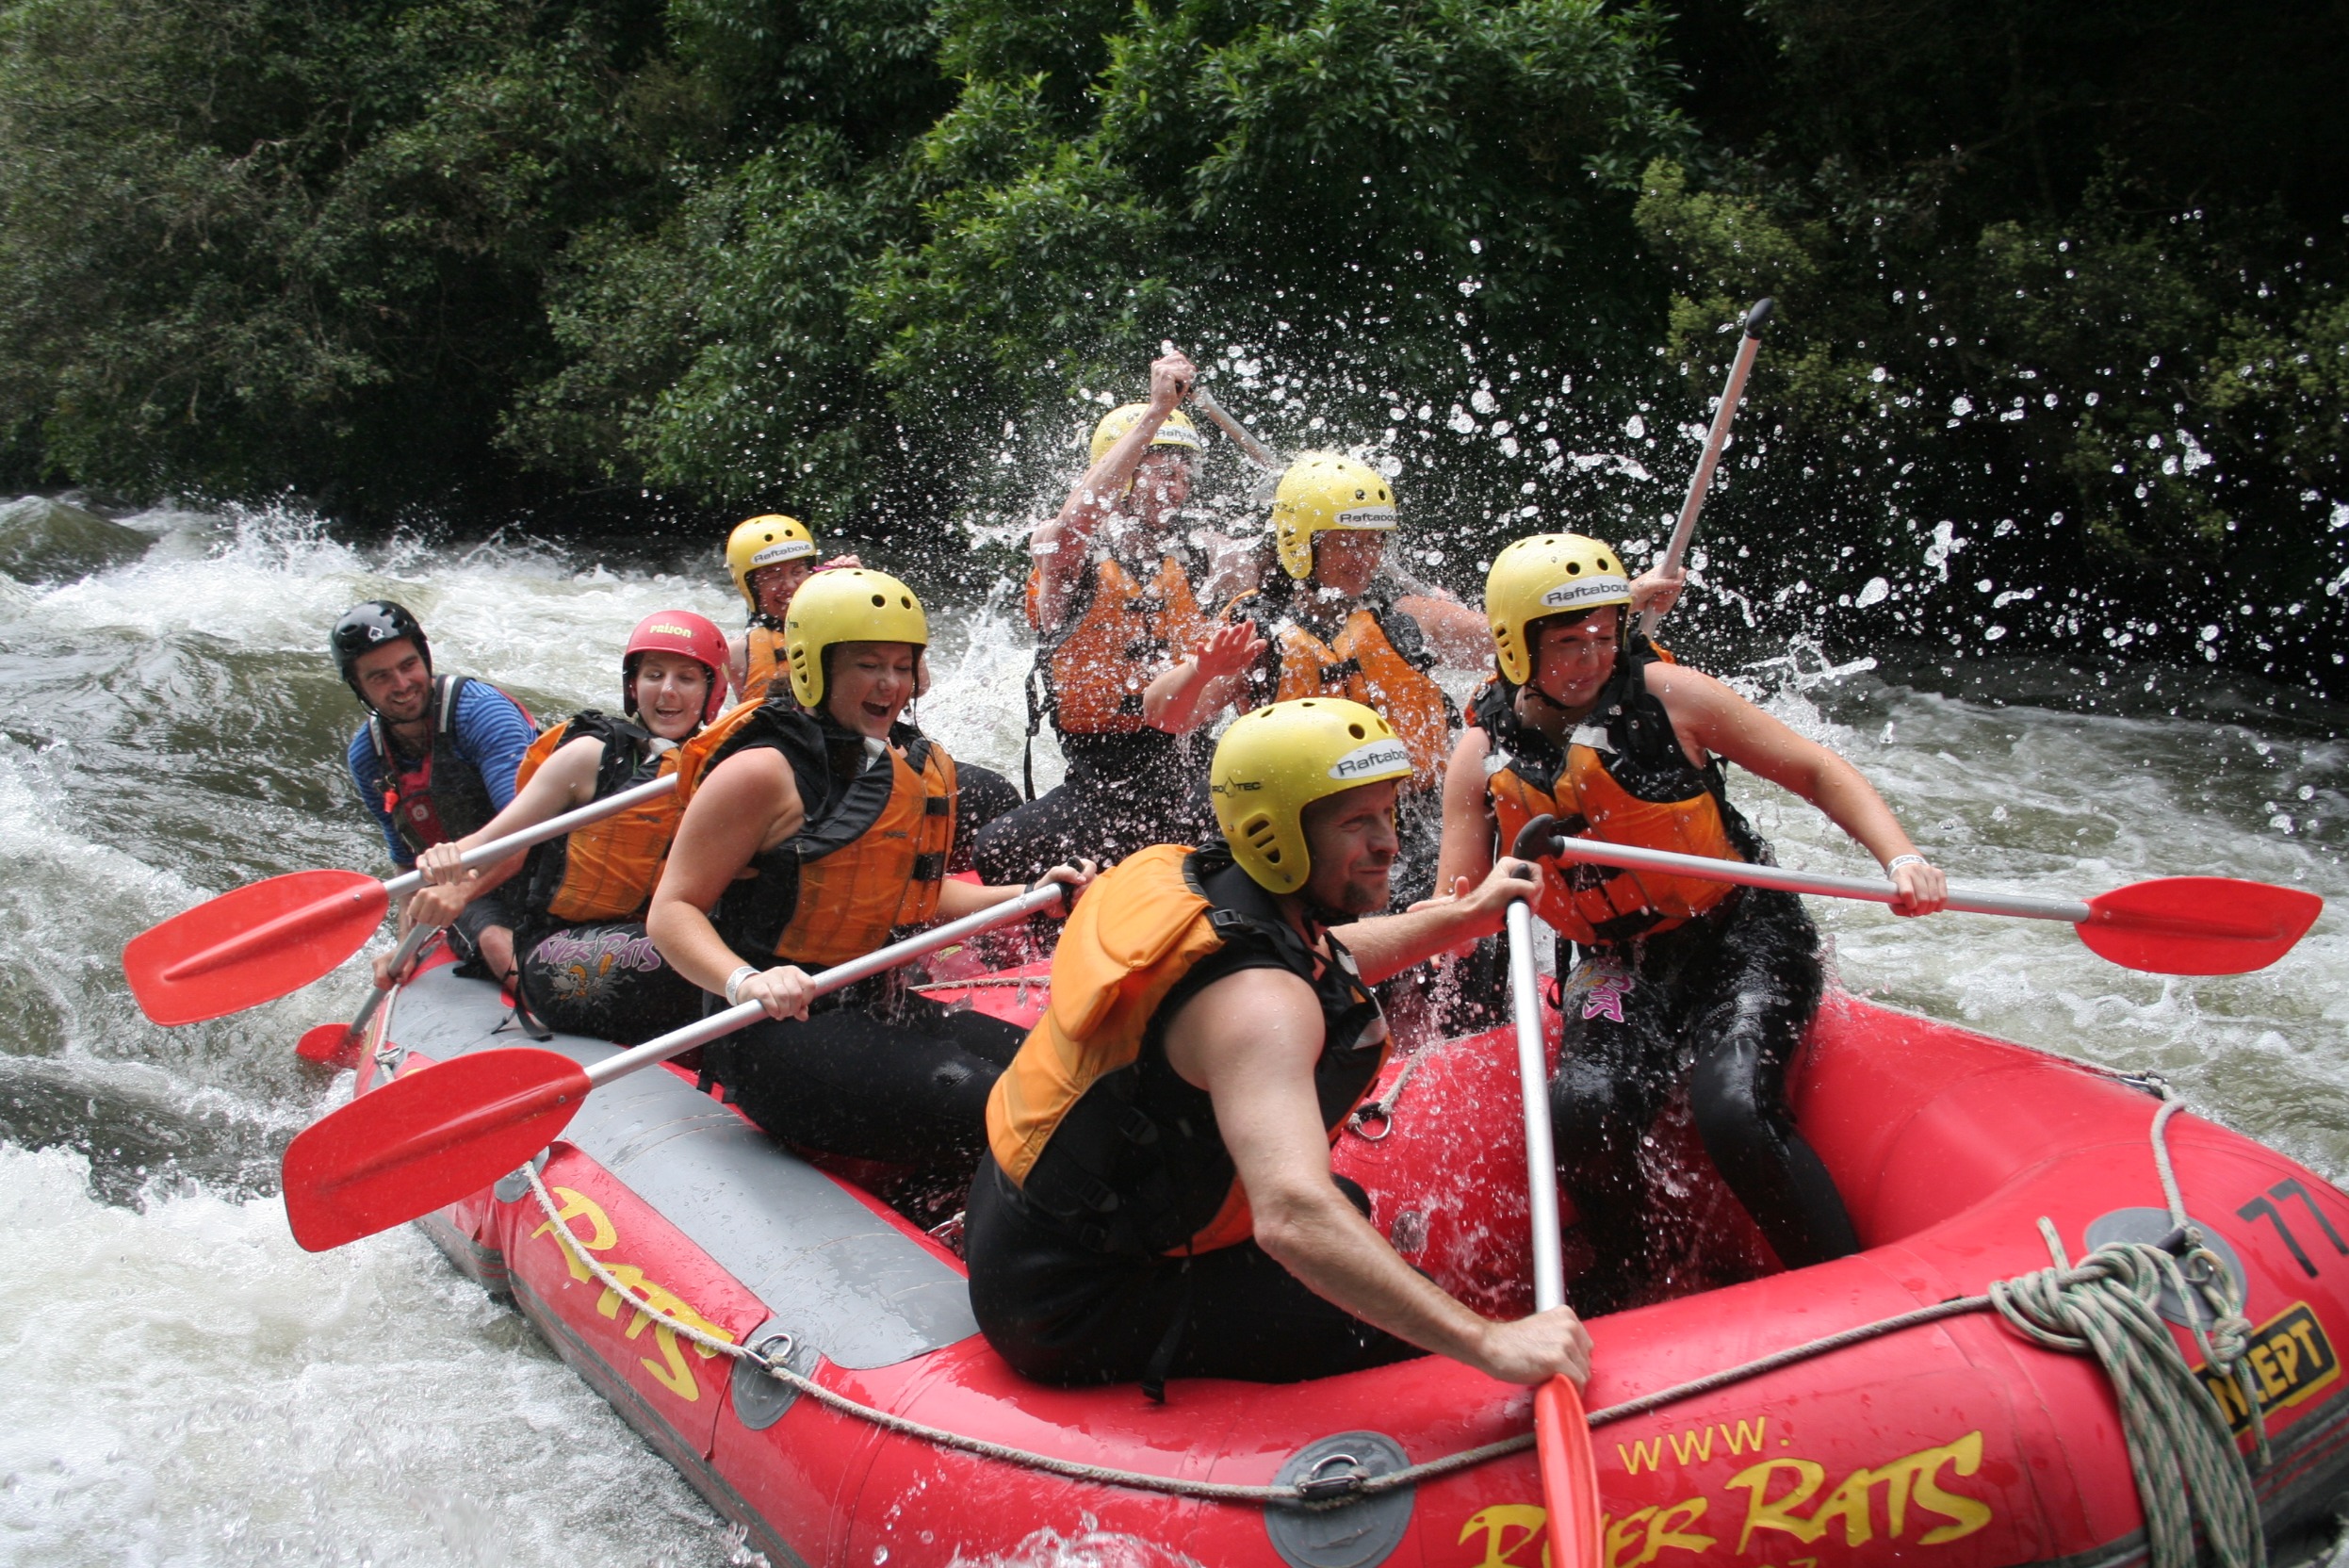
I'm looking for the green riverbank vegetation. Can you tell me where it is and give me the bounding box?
[1,0,2342,686]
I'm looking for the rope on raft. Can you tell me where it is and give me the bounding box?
[519,1082,2272,1551]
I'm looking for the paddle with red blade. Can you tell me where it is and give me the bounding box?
[296,923,441,1068]
[1501,839,1604,1568]
[281,881,1072,1251]
[1510,814,2321,975]
[124,774,678,1026]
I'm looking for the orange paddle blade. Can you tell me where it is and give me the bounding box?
[2080,876,2323,976]
[1536,1378,1603,1568]
[124,870,388,1024]
[282,1047,588,1251]
[295,1021,367,1069]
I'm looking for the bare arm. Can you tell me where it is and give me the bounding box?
[1030,351,1196,633]
[1434,724,1499,898]
[1165,968,1589,1386]
[936,859,1097,920]
[387,736,600,966]
[1648,662,1948,914]
[1143,619,1265,733]
[647,748,806,1007]
[1332,858,1532,984]
[1392,593,1492,668]
[727,631,750,701]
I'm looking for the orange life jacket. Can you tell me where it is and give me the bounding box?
[1028,551,1209,736]
[1230,592,1454,791]
[512,712,684,928]
[677,698,957,968]
[987,844,1387,1258]
[1473,643,1757,947]
[740,621,791,707]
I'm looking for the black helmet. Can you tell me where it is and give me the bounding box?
[331,600,430,703]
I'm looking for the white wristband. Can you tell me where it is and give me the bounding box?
[1885,854,1928,875]
[723,965,759,1007]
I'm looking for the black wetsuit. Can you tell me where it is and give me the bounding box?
[697,704,1026,1166]
[1478,664,1858,1312]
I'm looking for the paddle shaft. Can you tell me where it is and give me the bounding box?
[1190,384,1282,473]
[381,774,677,900]
[1508,899,1568,1312]
[1509,894,1605,1568]
[1525,829,2092,924]
[577,882,1070,1094]
[346,923,438,1039]
[1640,298,1774,640]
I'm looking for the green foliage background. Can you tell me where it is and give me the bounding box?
[1,0,2342,687]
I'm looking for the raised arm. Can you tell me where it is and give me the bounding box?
[1391,593,1493,668]
[1166,966,1590,1386]
[1030,351,1195,632]
[1144,619,1265,734]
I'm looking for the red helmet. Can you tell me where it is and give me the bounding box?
[622,610,729,726]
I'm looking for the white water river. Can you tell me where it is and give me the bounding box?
[1,497,2342,1565]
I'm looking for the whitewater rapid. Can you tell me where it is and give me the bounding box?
[1,496,2342,1565]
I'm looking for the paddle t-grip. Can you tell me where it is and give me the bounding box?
[1510,813,1563,864]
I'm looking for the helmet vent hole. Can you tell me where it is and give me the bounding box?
[1347,723,1365,739]
[1566,562,1581,574]
[870,594,887,607]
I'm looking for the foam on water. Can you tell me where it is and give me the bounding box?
[0,1145,729,1567]
[1,499,2345,1561]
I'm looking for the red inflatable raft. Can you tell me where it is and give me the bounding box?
[356,951,2349,1568]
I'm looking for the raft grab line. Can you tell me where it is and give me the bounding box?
[515,1086,2270,1566]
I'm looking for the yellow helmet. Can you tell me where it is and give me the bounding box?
[1484,533,1633,686]
[1088,403,1204,465]
[1270,453,1396,580]
[1210,698,1413,894]
[726,514,818,612]
[783,568,927,710]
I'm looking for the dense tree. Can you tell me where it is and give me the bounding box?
[2,0,2343,687]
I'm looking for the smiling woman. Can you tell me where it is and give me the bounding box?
[399,611,731,1043]
[645,570,1096,1187]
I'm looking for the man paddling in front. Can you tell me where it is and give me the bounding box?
[967,697,1590,1398]
[332,600,537,990]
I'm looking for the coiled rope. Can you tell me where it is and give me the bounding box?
[517,1082,2272,1547]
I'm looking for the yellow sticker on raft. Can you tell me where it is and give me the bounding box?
[2199,1301,2340,1432]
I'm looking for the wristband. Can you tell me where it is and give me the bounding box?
[723,965,759,1007]
[1885,854,1928,875]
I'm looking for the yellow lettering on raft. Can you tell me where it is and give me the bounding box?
[1728,1431,1992,1553]
[530,1184,616,1280]
[527,1184,737,1402]
[1460,1497,1716,1568]
[1618,1418,1769,1475]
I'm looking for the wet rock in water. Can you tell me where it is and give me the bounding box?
[0,495,154,583]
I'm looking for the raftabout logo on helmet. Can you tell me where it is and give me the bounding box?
[749,538,816,567]
[1328,738,1412,780]
[1540,573,1631,610]
[1331,505,1396,530]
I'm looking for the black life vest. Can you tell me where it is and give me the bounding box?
[679,699,955,968]
[1474,639,1762,946]
[368,675,522,858]
[988,844,1388,1258]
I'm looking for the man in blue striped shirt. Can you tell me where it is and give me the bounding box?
[334,601,537,988]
